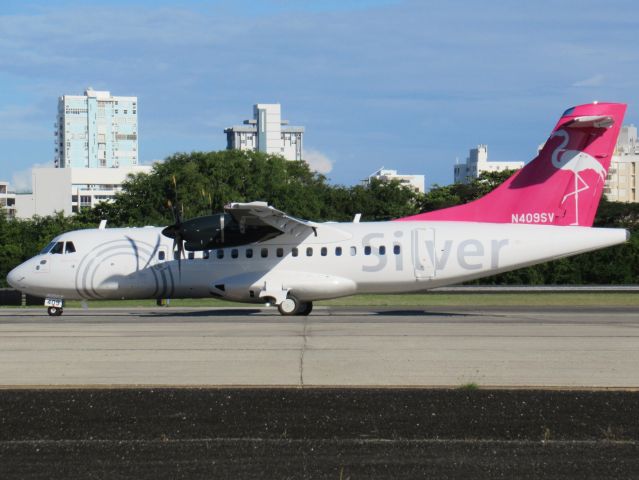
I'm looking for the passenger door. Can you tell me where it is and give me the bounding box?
[412,228,435,279]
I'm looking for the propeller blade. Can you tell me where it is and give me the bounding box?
[171,233,185,280]
[163,175,187,280]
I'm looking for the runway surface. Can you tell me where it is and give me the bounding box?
[1,305,637,388]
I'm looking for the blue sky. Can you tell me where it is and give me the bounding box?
[1,0,638,191]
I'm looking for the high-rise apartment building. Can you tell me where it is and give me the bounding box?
[225,104,304,161]
[54,88,138,168]
[454,145,524,184]
[604,125,639,203]
[10,87,148,219]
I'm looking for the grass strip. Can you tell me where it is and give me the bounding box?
[3,292,636,309]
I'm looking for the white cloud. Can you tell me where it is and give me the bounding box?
[572,74,605,88]
[303,149,334,174]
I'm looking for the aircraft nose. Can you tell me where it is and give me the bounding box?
[6,265,26,289]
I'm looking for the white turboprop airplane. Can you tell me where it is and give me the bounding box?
[6,102,631,316]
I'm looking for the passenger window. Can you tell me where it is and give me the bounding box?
[379,246,386,255]
[350,246,357,256]
[50,242,64,254]
[231,249,239,259]
[321,247,327,256]
[393,245,401,255]
[217,249,224,259]
[158,251,166,261]
[64,242,76,254]
[246,248,253,258]
[292,247,298,257]
[203,250,210,260]
[335,247,342,256]
[276,248,284,257]
[306,247,313,256]
[261,248,268,258]
[364,246,372,255]
[188,252,195,260]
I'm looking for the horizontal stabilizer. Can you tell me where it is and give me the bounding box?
[566,115,614,129]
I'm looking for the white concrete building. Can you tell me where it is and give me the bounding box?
[0,181,16,219]
[225,104,304,161]
[363,168,425,193]
[604,125,639,203]
[55,88,138,168]
[14,166,151,219]
[454,145,524,184]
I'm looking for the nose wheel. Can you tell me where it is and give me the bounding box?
[45,298,64,316]
[47,306,63,317]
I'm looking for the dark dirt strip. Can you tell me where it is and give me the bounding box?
[1,388,638,479]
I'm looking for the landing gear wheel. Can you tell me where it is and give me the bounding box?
[298,301,313,316]
[277,297,313,316]
[47,306,63,317]
[278,297,299,316]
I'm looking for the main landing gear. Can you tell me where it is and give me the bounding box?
[277,296,313,316]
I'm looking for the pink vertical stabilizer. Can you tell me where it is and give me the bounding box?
[397,102,627,227]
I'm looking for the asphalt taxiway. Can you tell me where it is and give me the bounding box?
[0,305,637,388]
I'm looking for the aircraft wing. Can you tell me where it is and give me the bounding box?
[225,202,320,238]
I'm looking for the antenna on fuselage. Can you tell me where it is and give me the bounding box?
[353,213,362,223]
[98,220,107,230]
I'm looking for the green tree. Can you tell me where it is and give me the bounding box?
[77,150,334,226]
[421,169,515,212]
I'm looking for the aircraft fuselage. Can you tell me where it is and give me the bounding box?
[7,221,628,304]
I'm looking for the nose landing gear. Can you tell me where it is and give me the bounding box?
[45,298,64,317]
[47,306,63,317]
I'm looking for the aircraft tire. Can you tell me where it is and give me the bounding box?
[278,297,299,316]
[298,301,313,316]
[47,306,63,317]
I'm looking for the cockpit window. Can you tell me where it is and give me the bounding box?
[40,242,56,254]
[40,240,75,254]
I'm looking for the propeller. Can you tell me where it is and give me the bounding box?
[163,213,230,251]
[160,179,281,261]
[161,176,186,278]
